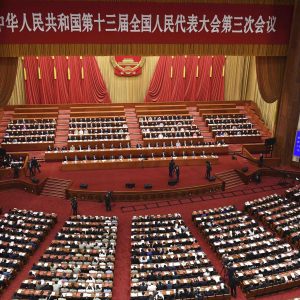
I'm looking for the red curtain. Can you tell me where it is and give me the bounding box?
[145,55,225,102]
[24,56,110,104]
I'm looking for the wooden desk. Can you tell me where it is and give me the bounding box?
[70,105,124,112]
[215,135,262,144]
[197,103,237,109]
[13,112,58,118]
[136,110,189,116]
[45,145,229,161]
[143,136,204,146]
[61,156,219,171]
[202,113,246,120]
[198,108,241,116]
[1,142,54,151]
[14,107,59,113]
[67,140,129,148]
[242,275,300,298]
[135,104,187,110]
[70,111,125,117]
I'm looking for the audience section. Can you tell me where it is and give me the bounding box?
[130,213,230,300]
[0,209,57,293]
[13,215,118,300]
[245,186,300,248]
[1,118,57,151]
[193,205,300,298]
[203,113,261,144]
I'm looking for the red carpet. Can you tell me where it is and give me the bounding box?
[30,154,260,192]
[1,177,300,299]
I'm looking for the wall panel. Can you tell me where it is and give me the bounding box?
[96,56,158,103]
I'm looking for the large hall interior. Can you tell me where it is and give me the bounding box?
[0,0,300,299]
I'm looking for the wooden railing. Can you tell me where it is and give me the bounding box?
[242,143,281,167]
[0,178,46,195]
[66,181,225,202]
[70,111,125,117]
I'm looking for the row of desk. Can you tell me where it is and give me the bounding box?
[61,156,219,171]
[45,145,228,161]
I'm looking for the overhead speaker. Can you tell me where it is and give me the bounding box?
[144,184,152,189]
[31,177,39,184]
[125,183,135,189]
[241,167,248,173]
[80,183,88,189]
[168,179,177,186]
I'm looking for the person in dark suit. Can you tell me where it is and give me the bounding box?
[32,157,41,174]
[28,159,35,177]
[206,161,212,179]
[12,164,19,179]
[71,197,78,215]
[175,165,180,182]
[228,264,237,297]
[259,153,264,167]
[105,191,112,211]
[169,159,175,177]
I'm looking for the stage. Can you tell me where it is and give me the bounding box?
[29,154,258,192]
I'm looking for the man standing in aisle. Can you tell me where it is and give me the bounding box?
[206,161,212,180]
[169,158,175,177]
[105,191,112,211]
[228,263,237,298]
[71,196,78,215]
[175,165,180,182]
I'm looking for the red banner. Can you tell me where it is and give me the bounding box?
[0,1,293,44]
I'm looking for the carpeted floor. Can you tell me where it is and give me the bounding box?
[1,176,300,300]
[20,154,261,192]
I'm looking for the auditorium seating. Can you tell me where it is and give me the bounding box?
[245,189,300,248]
[1,118,57,151]
[138,115,204,146]
[0,209,57,293]
[14,215,118,300]
[198,108,241,116]
[130,213,230,299]
[202,113,261,144]
[67,116,130,148]
[193,205,300,298]
[203,113,247,125]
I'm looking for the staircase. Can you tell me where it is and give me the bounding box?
[54,109,70,149]
[215,169,245,190]
[40,177,72,198]
[187,106,214,143]
[0,110,14,143]
[124,108,143,148]
[244,104,272,140]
